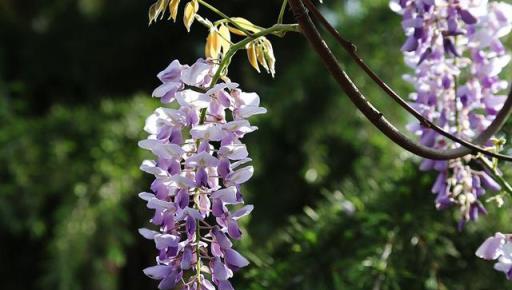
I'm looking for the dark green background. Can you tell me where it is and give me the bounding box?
[1,0,512,289]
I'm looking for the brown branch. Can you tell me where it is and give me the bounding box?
[288,0,512,161]
[302,0,512,161]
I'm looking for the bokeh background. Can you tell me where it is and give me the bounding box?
[2,0,512,289]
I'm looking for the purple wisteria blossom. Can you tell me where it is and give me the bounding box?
[476,232,512,279]
[139,58,266,290]
[391,0,512,227]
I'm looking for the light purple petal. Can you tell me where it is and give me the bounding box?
[138,228,159,240]
[215,280,234,290]
[476,233,506,260]
[212,187,239,204]
[227,219,242,240]
[232,205,254,220]
[143,265,172,280]
[155,234,180,250]
[226,166,254,186]
[224,248,250,269]
[211,258,232,281]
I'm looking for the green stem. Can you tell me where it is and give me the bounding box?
[197,23,298,125]
[453,35,461,135]
[197,0,253,36]
[195,213,202,287]
[209,23,299,87]
[278,0,289,24]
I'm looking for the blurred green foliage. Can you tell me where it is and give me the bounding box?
[1,0,512,290]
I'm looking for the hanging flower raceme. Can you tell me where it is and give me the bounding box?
[138,58,266,290]
[391,0,512,227]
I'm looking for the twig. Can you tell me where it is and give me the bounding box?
[278,0,289,24]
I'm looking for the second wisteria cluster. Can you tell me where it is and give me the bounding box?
[391,0,512,226]
[138,59,266,290]
[392,0,512,281]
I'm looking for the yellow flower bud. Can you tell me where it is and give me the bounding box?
[183,0,199,32]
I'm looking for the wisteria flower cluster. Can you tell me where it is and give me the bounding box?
[391,0,512,227]
[138,58,266,290]
[476,232,512,279]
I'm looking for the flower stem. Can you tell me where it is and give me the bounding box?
[278,0,289,24]
[209,23,299,86]
[195,220,202,287]
[197,0,253,36]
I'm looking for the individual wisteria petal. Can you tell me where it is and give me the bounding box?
[176,90,211,109]
[477,233,512,279]
[180,246,194,270]
[181,60,212,86]
[476,233,506,260]
[459,9,478,24]
[215,280,234,290]
[218,144,249,160]
[143,265,173,280]
[224,248,249,269]
[232,205,254,220]
[155,234,180,250]
[225,166,254,186]
[480,172,502,192]
[139,228,160,239]
[139,58,265,289]
[152,82,182,103]
[138,139,185,159]
[186,151,219,167]
[211,257,233,281]
[212,187,240,204]
[190,124,224,141]
[140,160,168,177]
[158,60,186,83]
[392,0,512,227]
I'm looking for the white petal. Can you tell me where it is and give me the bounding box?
[227,166,254,185]
[140,160,167,177]
[219,144,249,160]
[176,90,210,109]
[138,228,159,240]
[138,192,155,201]
[168,175,196,188]
[190,124,223,141]
[186,151,219,167]
[181,61,211,86]
[239,92,260,106]
[148,198,175,211]
[212,186,239,204]
[239,107,267,118]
